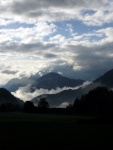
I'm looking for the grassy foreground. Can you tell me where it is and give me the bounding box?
[0,113,113,150]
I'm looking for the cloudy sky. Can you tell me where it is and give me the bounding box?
[0,0,113,84]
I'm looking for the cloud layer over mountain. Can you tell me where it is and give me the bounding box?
[0,0,113,83]
[12,81,91,101]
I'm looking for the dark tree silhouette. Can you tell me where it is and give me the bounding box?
[38,98,49,109]
[23,101,35,113]
[37,98,49,113]
[0,104,6,112]
[73,87,113,115]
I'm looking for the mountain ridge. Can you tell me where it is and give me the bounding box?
[94,69,113,88]
[31,68,113,107]
[0,88,24,110]
[3,72,84,92]
[1,68,113,108]
[35,72,84,90]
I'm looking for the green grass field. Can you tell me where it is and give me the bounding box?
[0,113,113,150]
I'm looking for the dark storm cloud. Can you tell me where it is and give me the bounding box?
[0,33,113,81]
[0,41,56,54]
[19,43,55,52]
[43,53,57,58]
[65,41,113,80]
[2,70,18,75]
[0,0,108,19]
[11,0,77,12]
[11,0,107,12]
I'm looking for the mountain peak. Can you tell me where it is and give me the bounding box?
[36,72,84,90]
[39,72,62,79]
[94,68,113,88]
[0,88,24,110]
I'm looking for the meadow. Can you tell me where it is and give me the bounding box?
[0,113,113,150]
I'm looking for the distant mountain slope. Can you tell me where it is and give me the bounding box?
[30,69,113,107]
[0,88,24,110]
[31,80,108,108]
[3,77,35,92]
[31,88,84,107]
[35,72,84,90]
[94,69,113,88]
[3,72,84,92]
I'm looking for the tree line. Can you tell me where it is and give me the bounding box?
[72,87,113,115]
[0,86,113,115]
[23,86,113,115]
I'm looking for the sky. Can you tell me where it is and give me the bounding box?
[0,0,113,84]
